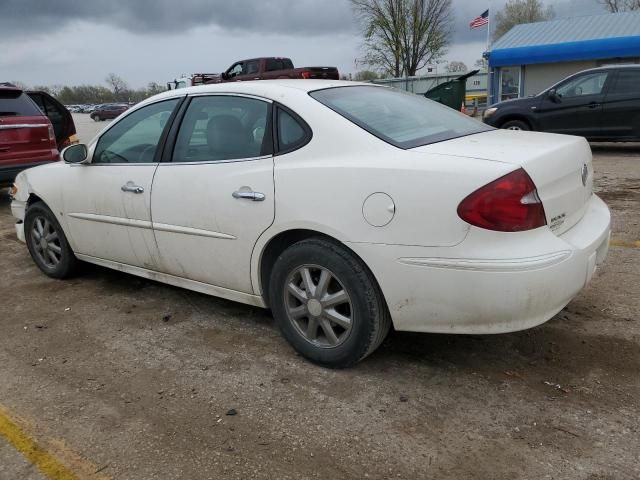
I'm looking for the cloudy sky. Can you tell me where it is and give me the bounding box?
[1,0,607,88]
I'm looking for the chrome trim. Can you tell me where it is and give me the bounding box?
[0,124,49,130]
[398,251,572,272]
[159,155,272,166]
[152,223,236,240]
[232,190,266,201]
[67,213,153,230]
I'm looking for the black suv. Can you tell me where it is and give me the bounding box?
[483,65,640,141]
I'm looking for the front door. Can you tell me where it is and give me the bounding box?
[536,70,611,137]
[151,94,275,294]
[62,98,181,269]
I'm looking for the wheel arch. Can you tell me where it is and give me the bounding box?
[254,228,386,310]
[496,114,534,130]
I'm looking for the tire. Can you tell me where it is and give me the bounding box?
[93,115,101,122]
[25,202,79,279]
[501,119,530,131]
[269,238,391,368]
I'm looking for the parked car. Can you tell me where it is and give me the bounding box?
[10,81,610,367]
[1,85,61,186]
[27,90,78,149]
[483,65,640,141]
[90,104,128,122]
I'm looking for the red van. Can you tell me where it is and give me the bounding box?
[0,85,74,186]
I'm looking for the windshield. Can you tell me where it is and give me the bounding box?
[310,85,491,149]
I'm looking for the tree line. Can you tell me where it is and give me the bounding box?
[14,73,166,105]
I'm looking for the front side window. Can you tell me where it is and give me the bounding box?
[556,72,609,98]
[172,95,271,162]
[228,63,243,78]
[310,86,491,149]
[93,99,179,164]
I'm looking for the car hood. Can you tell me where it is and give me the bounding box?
[488,96,539,110]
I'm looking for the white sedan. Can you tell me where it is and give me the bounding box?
[10,81,611,367]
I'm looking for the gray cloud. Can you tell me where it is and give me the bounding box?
[0,0,356,37]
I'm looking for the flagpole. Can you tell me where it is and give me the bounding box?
[486,0,492,52]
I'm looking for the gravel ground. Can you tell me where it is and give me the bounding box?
[0,143,638,480]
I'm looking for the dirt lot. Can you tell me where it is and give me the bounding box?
[0,144,638,480]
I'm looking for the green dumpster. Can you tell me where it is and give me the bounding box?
[424,70,479,111]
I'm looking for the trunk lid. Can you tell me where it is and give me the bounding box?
[413,129,593,235]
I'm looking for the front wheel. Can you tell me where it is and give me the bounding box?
[501,119,530,131]
[269,238,391,368]
[25,202,79,279]
[93,115,101,122]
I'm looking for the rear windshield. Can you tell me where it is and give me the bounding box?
[0,90,42,117]
[310,86,491,149]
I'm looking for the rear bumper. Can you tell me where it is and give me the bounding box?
[348,194,611,334]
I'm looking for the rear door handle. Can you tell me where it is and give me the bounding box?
[587,102,601,109]
[232,189,265,202]
[121,181,144,194]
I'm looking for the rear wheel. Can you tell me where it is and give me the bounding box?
[93,115,101,122]
[25,202,78,279]
[501,119,530,131]
[269,238,391,368]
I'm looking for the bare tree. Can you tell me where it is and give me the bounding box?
[598,0,640,11]
[445,61,468,73]
[494,0,555,41]
[474,58,488,69]
[105,73,129,101]
[351,0,453,78]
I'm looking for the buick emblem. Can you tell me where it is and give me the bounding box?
[581,164,588,187]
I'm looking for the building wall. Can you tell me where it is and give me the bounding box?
[523,60,599,96]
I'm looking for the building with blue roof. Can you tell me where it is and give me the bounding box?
[487,11,640,104]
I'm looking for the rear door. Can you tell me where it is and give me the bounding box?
[601,68,640,140]
[150,93,275,294]
[536,70,612,137]
[0,90,55,170]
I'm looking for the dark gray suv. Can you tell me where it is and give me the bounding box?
[483,65,640,141]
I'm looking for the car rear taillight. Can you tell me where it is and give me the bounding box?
[457,168,546,232]
[301,71,312,79]
[47,124,55,142]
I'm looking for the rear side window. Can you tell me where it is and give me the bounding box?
[0,90,42,117]
[277,108,310,153]
[310,86,491,149]
[172,95,272,162]
[266,58,293,72]
[610,70,640,95]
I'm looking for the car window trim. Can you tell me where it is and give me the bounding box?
[273,103,313,156]
[163,93,275,165]
[90,96,186,166]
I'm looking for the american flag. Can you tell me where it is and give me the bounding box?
[470,9,489,29]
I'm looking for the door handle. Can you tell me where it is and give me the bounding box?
[587,102,601,109]
[121,181,144,194]
[232,189,265,202]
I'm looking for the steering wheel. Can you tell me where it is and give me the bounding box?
[138,144,157,163]
[101,150,129,163]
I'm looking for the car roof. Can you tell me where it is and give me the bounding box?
[146,80,375,106]
[0,82,22,93]
[579,64,640,73]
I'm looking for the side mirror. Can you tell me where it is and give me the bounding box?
[548,89,561,103]
[62,144,89,164]
[221,72,229,80]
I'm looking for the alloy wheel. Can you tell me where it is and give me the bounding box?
[284,265,353,348]
[30,215,63,269]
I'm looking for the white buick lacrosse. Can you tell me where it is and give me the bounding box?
[10,81,610,367]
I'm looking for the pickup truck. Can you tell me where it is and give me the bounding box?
[167,57,339,89]
[218,57,339,82]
